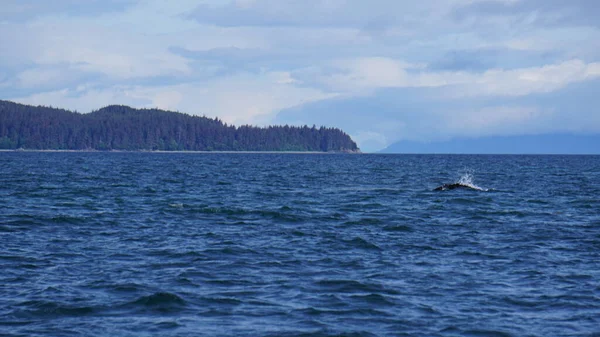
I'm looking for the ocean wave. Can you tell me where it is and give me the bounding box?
[125,292,187,313]
[15,300,98,318]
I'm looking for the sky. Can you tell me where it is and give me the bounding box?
[1,0,599,152]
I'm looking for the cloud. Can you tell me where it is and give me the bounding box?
[12,86,149,113]
[15,67,85,90]
[12,71,334,125]
[0,0,136,22]
[350,131,390,153]
[2,0,600,152]
[275,77,600,150]
[454,0,600,28]
[445,106,545,135]
[426,48,561,71]
[28,21,191,79]
[189,0,393,28]
[453,59,600,97]
[317,57,600,98]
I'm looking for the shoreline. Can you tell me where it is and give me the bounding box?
[0,149,362,154]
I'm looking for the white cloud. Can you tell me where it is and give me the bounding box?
[3,0,600,150]
[323,57,410,90]
[12,86,148,113]
[16,68,66,88]
[12,71,335,125]
[349,131,388,153]
[30,21,191,79]
[445,105,545,134]
[464,59,600,97]
[586,63,600,77]
[234,0,257,10]
[0,0,136,21]
[320,57,600,99]
[135,72,335,125]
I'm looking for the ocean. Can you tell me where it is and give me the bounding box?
[1,152,599,336]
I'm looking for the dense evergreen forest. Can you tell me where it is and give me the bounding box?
[0,100,359,152]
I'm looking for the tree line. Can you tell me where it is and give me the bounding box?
[0,100,359,152]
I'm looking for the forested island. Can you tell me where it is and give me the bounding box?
[0,100,359,152]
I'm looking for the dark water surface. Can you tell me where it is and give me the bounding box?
[1,152,599,336]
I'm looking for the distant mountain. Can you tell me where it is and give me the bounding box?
[380,134,600,154]
[0,100,359,152]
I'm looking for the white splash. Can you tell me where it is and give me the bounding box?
[456,172,487,191]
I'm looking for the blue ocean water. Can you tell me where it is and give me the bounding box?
[1,152,599,337]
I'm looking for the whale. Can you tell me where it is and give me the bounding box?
[433,173,488,191]
[433,183,479,191]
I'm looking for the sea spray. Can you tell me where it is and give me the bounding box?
[456,172,488,191]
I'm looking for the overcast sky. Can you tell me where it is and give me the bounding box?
[2,0,599,151]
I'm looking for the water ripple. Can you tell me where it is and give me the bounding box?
[1,153,599,336]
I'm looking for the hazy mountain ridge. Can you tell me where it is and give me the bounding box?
[381,134,600,154]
